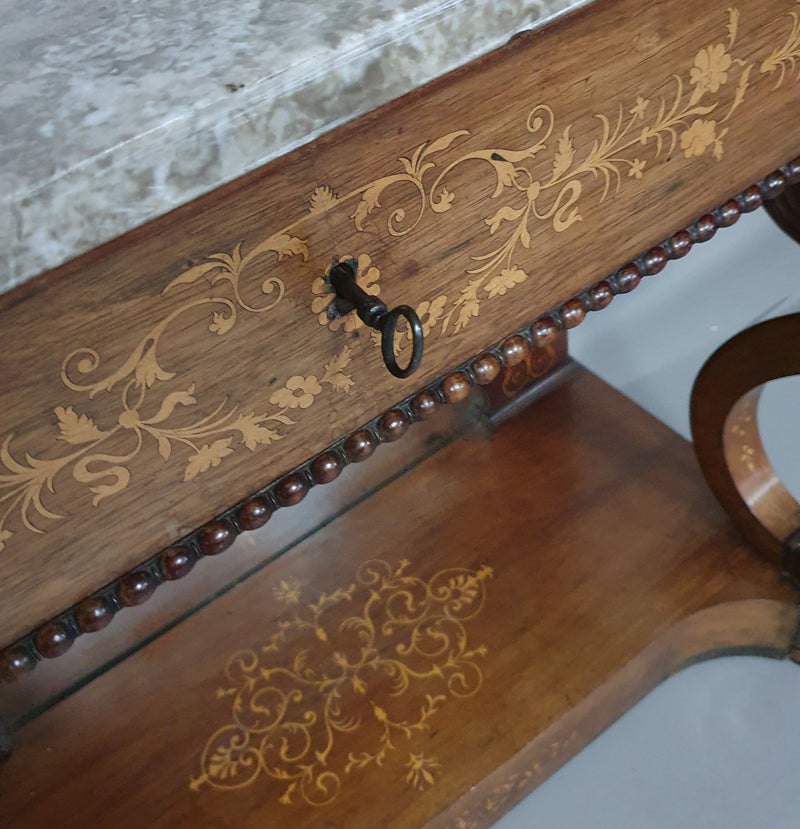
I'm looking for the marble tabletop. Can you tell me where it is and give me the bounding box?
[0,0,585,294]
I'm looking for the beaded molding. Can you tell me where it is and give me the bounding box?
[1,157,798,684]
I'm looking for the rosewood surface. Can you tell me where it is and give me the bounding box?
[1,368,795,829]
[2,0,800,649]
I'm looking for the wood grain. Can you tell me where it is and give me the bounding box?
[2,0,800,646]
[1,368,795,828]
[0,402,467,722]
[691,312,800,573]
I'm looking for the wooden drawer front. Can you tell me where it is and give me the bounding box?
[1,0,800,643]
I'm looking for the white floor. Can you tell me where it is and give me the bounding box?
[492,209,800,828]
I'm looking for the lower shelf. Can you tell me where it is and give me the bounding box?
[1,366,796,829]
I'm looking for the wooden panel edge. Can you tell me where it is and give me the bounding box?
[426,599,800,829]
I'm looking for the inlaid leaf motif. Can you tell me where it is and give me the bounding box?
[485,266,528,298]
[489,156,519,197]
[485,205,525,235]
[184,438,234,481]
[0,5,782,551]
[760,11,800,87]
[308,185,339,214]
[727,64,753,118]
[422,130,471,160]
[353,181,385,230]
[156,434,172,461]
[430,186,455,213]
[209,310,235,336]
[54,406,104,444]
[163,259,230,293]
[134,347,175,388]
[266,233,309,261]
[231,413,282,451]
[727,7,739,47]
[144,386,197,425]
[550,126,575,181]
[320,346,353,392]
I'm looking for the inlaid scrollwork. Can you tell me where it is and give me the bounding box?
[190,558,493,806]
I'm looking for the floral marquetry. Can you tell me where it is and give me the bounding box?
[1,162,795,680]
[0,4,797,573]
[190,558,493,806]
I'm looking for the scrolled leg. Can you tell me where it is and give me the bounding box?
[690,313,800,577]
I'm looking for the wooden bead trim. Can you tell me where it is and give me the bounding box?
[1,159,797,684]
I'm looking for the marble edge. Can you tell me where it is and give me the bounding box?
[0,0,587,294]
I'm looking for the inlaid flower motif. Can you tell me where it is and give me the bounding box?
[269,375,322,409]
[680,119,718,158]
[405,752,441,791]
[690,43,731,96]
[628,158,646,179]
[629,96,649,120]
[311,253,381,332]
[273,577,302,606]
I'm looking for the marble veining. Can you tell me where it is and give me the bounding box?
[0,0,585,293]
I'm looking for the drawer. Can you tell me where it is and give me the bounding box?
[2,0,800,657]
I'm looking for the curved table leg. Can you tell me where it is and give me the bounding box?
[691,313,800,576]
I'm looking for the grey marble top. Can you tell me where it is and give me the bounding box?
[0,0,585,293]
